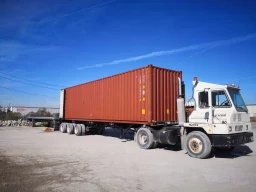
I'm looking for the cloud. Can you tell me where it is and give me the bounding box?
[42,0,116,23]
[0,41,56,63]
[77,33,256,70]
[0,82,18,87]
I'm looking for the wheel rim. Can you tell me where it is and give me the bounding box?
[67,127,70,133]
[60,125,63,132]
[138,132,148,145]
[189,138,203,154]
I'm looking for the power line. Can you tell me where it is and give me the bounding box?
[0,75,60,90]
[0,85,58,98]
[0,71,65,88]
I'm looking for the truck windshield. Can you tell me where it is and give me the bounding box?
[228,88,248,112]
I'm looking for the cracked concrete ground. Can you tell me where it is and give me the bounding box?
[0,124,256,192]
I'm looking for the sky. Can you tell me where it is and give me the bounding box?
[0,0,256,107]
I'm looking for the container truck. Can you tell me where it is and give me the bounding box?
[57,64,254,159]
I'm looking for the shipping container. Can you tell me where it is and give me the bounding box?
[61,64,182,125]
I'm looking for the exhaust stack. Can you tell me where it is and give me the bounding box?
[177,77,185,126]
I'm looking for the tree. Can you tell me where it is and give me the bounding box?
[0,106,6,120]
[25,108,52,118]
[5,112,23,121]
[36,108,52,117]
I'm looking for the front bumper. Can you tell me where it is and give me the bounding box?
[210,132,254,147]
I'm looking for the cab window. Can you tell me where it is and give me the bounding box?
[199,92,209,108]
[212,90,231,107]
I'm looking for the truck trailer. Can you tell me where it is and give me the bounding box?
[58,64,254,159]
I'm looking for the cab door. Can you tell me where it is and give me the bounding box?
[210,89,232,124]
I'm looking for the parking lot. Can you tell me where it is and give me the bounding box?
[1,124,256,192]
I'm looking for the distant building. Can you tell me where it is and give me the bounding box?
[247,104,256,117]
[9,106,59,116]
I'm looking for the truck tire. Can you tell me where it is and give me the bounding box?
[60,123,67,133]
[185,131,211,159]
[74,124,82,136]
[136,128,154,149]
[67,123,74,134]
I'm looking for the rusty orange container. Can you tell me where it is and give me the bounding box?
[63,65,182,125]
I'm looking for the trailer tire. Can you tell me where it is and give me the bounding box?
[136,128,154,149]
[185,131,211,159]
[74,124,82,136]
[60,123,67,133]
[80,124,86,135]
[67,123,74,134]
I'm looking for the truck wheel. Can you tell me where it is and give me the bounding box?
[136,128,154,149]
[185,131,211,159]
[60,123,67,133]
[67,123,74,134]
[74,124,82,136]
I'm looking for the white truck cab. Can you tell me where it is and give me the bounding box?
[182,77,254,158]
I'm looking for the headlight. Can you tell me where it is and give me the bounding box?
[235,125,243,131]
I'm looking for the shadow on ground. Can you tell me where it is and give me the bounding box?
[210,145,253,159]
[158,144,253,159]
[102,127,134,141]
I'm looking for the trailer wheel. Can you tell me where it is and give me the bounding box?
[136,128,154,149]
[80,124,86,135]
[185,131,211,159]
[67,123,74,134]
[60,123,67,133]
[74,124,82,136]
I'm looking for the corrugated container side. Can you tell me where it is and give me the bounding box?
[151,66,182,122]
[64,65,182,124]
